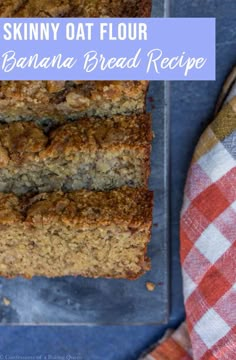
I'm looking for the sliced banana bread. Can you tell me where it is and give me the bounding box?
[0,187,153,279]
[0,113,152,195]
[0,0,151,125]
[0,81,149,128]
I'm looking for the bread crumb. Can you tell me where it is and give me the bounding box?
[146,281,156,291]
[2,297,11,306]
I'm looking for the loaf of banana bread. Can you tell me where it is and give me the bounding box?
[0,113,152,195]
[0,188,153,279]
[0,81,149,127]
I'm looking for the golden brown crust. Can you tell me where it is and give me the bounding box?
[0,113,151,166]
[0,0,151,17]
[0,81,148,105]
[0,187,153,228]
[0,122,47,166]
[0,193,23,224]
[0,81,149,123]
[43,113,152,158]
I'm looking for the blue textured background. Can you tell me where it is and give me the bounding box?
[0,1,236,359]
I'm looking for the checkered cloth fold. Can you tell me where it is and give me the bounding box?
[142,92,236,359]
[180,95,236,360]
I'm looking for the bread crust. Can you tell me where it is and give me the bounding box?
[0,81,149,125]
[0,0,152,17]
[0,113,152,165]
[43,113,152,158]
[140,0,152,17]
[0,188,153,279]
[0,187,153,227]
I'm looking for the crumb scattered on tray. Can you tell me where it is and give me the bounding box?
[146,281,156,292]
[2,297,11,306]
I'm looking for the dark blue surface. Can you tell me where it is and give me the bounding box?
[0,1,236,358]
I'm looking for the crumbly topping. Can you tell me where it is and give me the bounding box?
[0,188,153,228]
[0,193,23,224]
[0,0,151,17]
[0,113,151,165]
[0,81,148,106]
[43,113,152,158]
[0,122,47,165]
[26,187,153,228]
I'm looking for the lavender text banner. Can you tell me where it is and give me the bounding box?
[0,18,215,80]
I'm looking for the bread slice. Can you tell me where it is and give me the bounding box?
[0,0,151,125]
[0,0,151,17]
[0,113,151,195]
[0,81,149,128]
[0,188,153,279]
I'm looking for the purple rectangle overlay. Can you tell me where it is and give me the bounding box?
[0,18,215,80]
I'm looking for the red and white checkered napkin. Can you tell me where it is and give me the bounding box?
[180,94,236,359]
[142,95,236,359]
